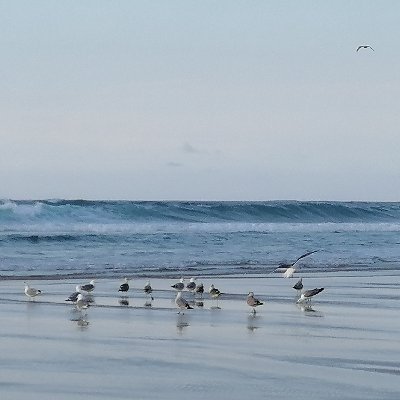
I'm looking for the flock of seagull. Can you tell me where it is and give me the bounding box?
[22,251,324,315]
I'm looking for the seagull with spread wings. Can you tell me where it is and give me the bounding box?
[297,287,324,303]
[277,250,318,278]
[356,45,374,52]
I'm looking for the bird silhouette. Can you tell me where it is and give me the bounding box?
[356,45,374,52]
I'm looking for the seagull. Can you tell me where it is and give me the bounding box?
[65,285,82,302]
[195,282,204,298]
[175,291,193,314]
[76,293,90,311]
[171,277,185,291]
[277,250,318,278]
[247,292,264,314]
[24,282,42,299]
[118,277,130,293]
[186,277,197,293]
[293,278,303,292]
[144,280,152,294]
[80,279,95,292]
[356,45,374,52]
[144,280,154,301]
[209,284,222,307]
[297,287,324,303]
[209,284,222,299]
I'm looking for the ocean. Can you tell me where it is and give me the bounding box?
[1,199,399,279]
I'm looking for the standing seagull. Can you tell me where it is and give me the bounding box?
[293,278,303,292]
[195,282,204,298]
[76,293,90,311]
[297,287,324,303]
[118,277,130,293]
[175,291,193,314]
[171,277,185,291]
[66,285,82,302]
[186,277,197,294]
[144,280,154,301]
[209,284,222,307]
[247,292,264,314]
[356,45,374,52]
[24,282,42,299]
[80,279,95,292]
[278,250,318,278]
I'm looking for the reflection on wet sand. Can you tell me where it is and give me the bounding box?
[119,297,129,306]
[70,308,90,329]
[176,314,190,334]
[247,314,261,333]
[296,304,324,317]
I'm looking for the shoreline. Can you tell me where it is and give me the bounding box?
[1,262,400,282]
[1,272,399,399]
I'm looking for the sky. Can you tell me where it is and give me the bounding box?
[1,1,399,201]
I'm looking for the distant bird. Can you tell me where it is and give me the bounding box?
[278,250,318,278]
[356,45,374,52]
[24,282,42,299]
[118,277,130,293]
[80,279,95,292]
[247,292,264,314]
[195,282,204,298]
[65,285,82,302]
[171,277,185,291]
[175,291,193,314]
[144,280,154,301]
[297,288,324,303]
[76,293,90,311]
[209,284,222,299]
[293,278,303,292]
[209,284,222,307]
[186,277,197,293]
[144,280,152,294]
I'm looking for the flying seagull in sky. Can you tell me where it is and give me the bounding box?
[356,45,374,52]
[277,250,318,278]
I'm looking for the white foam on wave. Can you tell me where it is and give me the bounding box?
[1,220,400,236]
[0,200,43,218]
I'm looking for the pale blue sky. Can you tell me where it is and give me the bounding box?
[1,1,399,200]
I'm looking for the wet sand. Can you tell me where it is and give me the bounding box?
[0,271,399,399]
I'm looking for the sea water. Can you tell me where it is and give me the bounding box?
[0,200,399,279]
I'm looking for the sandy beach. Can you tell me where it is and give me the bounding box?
[0,271,399,400]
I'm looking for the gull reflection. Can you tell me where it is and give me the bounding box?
[296,303,324,317]
[247,314,261,333]
[119,297,129,306]
[144,299,153,308]
[176,314,190,334]
[69,309,90,329]
[76,317,90,329]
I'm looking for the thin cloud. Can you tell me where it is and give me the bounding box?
[182,142,201,154]
[166,161,183,167]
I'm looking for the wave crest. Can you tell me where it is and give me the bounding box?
[1,200,400,226]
